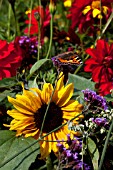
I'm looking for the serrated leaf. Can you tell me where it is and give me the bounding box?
[0,130,40,170]
[68,73,95,90]
[30,59,50,75]
[87,137,99,170]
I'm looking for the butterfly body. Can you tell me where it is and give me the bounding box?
[52,51,83,83]
[56,51,82,65]
[52,51,82,68]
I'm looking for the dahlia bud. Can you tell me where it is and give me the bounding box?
[49,0,55,14]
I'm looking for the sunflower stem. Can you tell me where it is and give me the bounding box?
[98,119,113,170]
[46,14,53,59]
[46,155,53,170]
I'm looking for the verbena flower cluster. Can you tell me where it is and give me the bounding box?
[57,134,90,170]
[82,89,108,111]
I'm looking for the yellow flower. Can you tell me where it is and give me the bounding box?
[64,0,73,7]
[82,0,108,19]
[6,73,83,158]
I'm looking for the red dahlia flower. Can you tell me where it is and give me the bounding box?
[68,0,112,35]
[84,39,113,83]
[96,81,113,96]
[0,40,22,80]
[84,39,113,95]
[24,6,51,36]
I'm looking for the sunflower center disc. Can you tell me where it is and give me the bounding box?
[34,102,63,133]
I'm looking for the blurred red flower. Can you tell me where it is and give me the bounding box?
[96,81,113,96]
[0,40,22,80]
[24,6,51,36]
[68,0,112,35]
[84,39,113,95]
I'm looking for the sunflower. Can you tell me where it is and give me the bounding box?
[6,73,83,158]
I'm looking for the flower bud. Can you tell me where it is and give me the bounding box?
[49,0,55,14]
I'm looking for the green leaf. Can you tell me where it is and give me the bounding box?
[30,59,50,75]
[0,90,15,102]
[104,94,113,102]
[0,77,17,89]
[28,76,38,88]
[0,130,40,170]
[87,137,99,170]
[68,73,95,91]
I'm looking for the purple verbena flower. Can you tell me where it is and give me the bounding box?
[57,142,65,153]
[57,134,90,170]
[92,117,108,127]
[82,89,108,111]
[18,36,38,57]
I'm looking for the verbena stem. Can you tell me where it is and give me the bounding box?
[98,119,113,170]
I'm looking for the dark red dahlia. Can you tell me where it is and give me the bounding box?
[24,6,51,37]
[68,0,112,35]
[84,39,113,95]
[0,40,22,80]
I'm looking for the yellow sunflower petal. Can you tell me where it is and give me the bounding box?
[9,120,35,131]
[25,129,39,137]
[8,96,35,114]
[6,70,84,159]
[48,134,52,153]
[62,100,83,111]
[40,137,50,158]
[7,109,33,120]
[41,83,53,104]
[51,132,58,152]
[55,72,64,91]
[23,89,42,110]
[56,83,74,107]
[30,88,42,101]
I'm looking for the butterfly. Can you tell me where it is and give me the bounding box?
[52,51,83,83]
[52,51,82,72]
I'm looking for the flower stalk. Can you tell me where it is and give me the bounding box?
[46,13,53,59]
[98,119,113,170]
